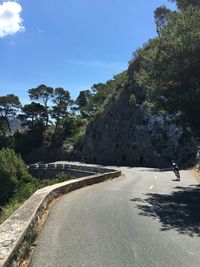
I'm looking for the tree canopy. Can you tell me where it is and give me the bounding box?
[170,0,200,9]
[18,102,46,129]
[129,4,200,132]
[51,88,72,136]
[0,94,21,133]
[28,84,53,125]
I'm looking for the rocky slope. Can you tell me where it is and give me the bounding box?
[74,83,198,168]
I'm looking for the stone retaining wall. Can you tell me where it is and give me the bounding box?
[0,164,121,267]
[28,162,115,179]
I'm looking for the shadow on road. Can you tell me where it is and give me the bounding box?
[131,185,200,236]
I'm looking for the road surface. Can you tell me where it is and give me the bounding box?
[30,167,200,267]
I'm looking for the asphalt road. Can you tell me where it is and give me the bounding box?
[30,167,200,267]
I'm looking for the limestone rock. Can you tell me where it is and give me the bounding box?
[74,84,198,168]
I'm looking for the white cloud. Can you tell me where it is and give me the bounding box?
[0,1,25,38]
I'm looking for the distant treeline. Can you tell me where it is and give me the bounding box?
[0,73,128,158]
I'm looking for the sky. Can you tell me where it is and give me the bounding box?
[0,0,176,103]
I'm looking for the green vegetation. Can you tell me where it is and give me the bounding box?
[129,94,137,110]
[74,71,130,121]
[0,71,130,160]
[0,148,34,204]
[0,148,74,224]
[54,171,73,182]
[28,84,53,126]
[129,0,200,133]
[0,148,39,223]
[0,94,21,134]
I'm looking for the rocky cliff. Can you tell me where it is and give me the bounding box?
[74,83,198,168]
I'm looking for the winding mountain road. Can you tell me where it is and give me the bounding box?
[30,167,200,267]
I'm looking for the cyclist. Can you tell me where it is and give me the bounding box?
[171,161,180,181]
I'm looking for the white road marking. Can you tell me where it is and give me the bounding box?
[150,185,154,190]
[155,176,157,180]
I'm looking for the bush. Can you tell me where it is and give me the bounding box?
[13,181,40,202]
[129,94,137,109]
[55,171,73,182]
[92,106,105,122]
[142,100,166,115]
[68,131,84,149]
[0,135,15,150]
[0,148,34,204]
[0,149,75,223]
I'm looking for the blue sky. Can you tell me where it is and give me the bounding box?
[0,0,176,103]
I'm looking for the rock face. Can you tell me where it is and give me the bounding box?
[74,84,198,168]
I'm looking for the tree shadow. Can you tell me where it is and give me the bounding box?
[131,185,200,236]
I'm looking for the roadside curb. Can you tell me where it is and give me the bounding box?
[0,165,121,267]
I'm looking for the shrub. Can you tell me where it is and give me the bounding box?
[142,100,166,115]
[55,172,73,182]
[0,148,34,204]
[0,149,74,223]
[129,94,137,109]
[92,106,105,122]
[68,131,84,149]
